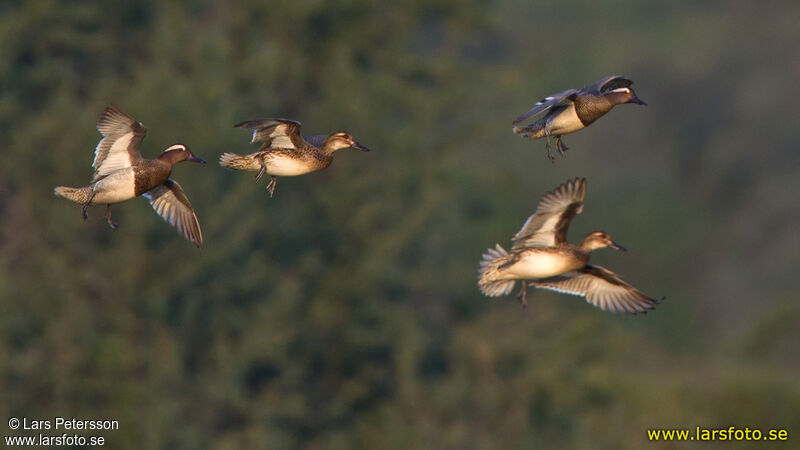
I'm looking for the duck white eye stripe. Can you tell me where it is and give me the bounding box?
[164,144,186,152]
[611,87,631,93]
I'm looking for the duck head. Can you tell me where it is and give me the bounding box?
[323,132,370,153]
[606,86,647,106]
[159,144,206,165]
[580,231,627,252]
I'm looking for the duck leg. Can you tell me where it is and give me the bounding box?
[106,205,118,230]
[544,134,555,163]
[555,136,568,156]
[81,191,96,221]
[255,159,267,182]
[516,282,529,308]
[266,176,277,198]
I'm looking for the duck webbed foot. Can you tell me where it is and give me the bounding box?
[266,176,277,198]
[106,204,118,230]
[516,282,529,308]
[554,136,568,156]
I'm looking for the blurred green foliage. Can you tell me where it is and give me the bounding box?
[1,0,799,448]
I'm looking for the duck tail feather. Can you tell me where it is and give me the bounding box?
[219,152,261,171]
[478,244,516,297]
[54,186,91,204]
[512,124,547,140]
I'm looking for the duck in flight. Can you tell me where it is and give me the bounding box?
[478,178,661,313]
[54,105,205,247]
[512,76,646,161]
[220,118,369,197]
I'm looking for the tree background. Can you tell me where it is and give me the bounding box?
[1,0,798,448]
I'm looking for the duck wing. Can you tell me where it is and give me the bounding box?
[581,75,634,95]
[143,179,203,248]
[234,118,304,150]
[531,264,661,314]
[512,88,578,125]
[304,134,329,148]
[511,178,587,249]
[92,105,146,181]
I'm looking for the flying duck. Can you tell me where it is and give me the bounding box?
[512,75,646,161]
[54,105,205,247]
[478,178,661,313]
[220,118,369,197]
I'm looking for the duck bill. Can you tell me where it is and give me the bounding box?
[609,240,627,252]
[630,95,647,106]
[351,142,370,152]
[187,152,206,163]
